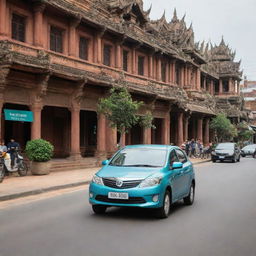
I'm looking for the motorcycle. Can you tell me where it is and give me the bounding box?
[0,150,28,183]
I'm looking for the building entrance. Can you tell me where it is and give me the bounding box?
[2,103,31,151]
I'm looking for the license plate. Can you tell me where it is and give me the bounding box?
[219,156,225,159]
[108,192,129,200]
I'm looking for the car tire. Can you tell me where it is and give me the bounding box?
[92,205,107,214]
[241,154,245,157]
[184,183,195,205]
[237,156,240,162]
[156,190,171,219]
[232,157,236,163]
[212,159,216,163]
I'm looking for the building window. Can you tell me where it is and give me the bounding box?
[123,50,129,72]
[50,26,63,53]
[175,66,180,85]
[223,80,229,92]
[161,62,167,82]
[103,44,112,66]
[79,37,89,60]
[12,14,26,42]
[138,56,144,76]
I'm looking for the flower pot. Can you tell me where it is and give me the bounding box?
[31,161,51,175]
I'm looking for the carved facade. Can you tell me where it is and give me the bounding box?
[0,0,244,164]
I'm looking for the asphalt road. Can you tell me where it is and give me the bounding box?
[1,158,256,256]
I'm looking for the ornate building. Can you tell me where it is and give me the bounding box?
[0,0,244,167]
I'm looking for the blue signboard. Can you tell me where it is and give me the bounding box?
[4,109,34,122]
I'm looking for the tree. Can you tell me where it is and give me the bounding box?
[98,87,154,147]
[236,122,254,144]
[210,113,238,142]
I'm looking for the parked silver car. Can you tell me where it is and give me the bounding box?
[241,144,256,157]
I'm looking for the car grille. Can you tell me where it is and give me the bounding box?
[217,153,228,156]
[102,178,142,189]
[95,195,146,204]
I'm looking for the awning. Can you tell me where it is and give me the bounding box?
[186,104,216,116]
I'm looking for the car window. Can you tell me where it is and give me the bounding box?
[175,149,187,163]
[169,150,179,166]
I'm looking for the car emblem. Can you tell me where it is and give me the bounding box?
[116,179,123,187]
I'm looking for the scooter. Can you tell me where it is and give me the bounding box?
[0,151,28,183]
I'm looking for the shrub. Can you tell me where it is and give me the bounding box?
[25,139,54,162]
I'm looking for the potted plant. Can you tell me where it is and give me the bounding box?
[25,139,54,175]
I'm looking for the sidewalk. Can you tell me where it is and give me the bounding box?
[0,158,210,202]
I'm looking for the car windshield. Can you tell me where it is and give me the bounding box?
[109,148,167,167]
[216,143,234,150]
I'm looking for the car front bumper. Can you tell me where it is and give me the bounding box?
[211,155,235,161]
[89,182,165,209]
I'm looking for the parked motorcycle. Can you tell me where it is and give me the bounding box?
[0,151,28,183]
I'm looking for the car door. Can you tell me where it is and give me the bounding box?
[175,149,192,197]
[168,150,184,201]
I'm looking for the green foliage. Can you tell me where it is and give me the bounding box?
[210,113,237,142]
[237,122,254,142]
[25,139,54,162]
[98,87,154,137]
[139,111,155,129]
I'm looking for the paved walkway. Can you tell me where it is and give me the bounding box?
[0,158,210,201]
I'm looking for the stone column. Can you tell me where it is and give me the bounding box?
[31,103,43,140]
[219,79,223,94]
[197,118,203,142]
[132,48,136,74]
[70,105,81,159]
[143,127,151,144]
[183,115,189,141]
[162,116,170,145]
[106,120,117,157]
[148,55,153,79]
[177,112,184,147]
[184,66,187,87]
[69,18,80,57]
[196,68,201,91]
[203,118,210,145]
[172,60,176,84]
[96,113,106,158]
[116,44,122,69]
[157,58,161,81]
[0,0,7,37]
[95,31,104,64]
[33,3,45,47]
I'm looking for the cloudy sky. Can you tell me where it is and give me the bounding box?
[143,0,256,81]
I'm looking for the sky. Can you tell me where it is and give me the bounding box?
[143,0,256,81]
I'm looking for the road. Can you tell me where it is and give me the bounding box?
[0,158,256,256]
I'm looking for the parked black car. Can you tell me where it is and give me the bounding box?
[240,144,256,157]
[211,143,240,163]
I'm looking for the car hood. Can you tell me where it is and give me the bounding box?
[215,149,234,154]
[96,166,163,180]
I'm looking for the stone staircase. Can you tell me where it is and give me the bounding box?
[50,157,99,172]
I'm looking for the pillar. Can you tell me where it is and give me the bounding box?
[0,0,7,37]
[157,58,161,81]
[95,33,103,64]
[33,3,45,47]
[31,103,42,140]
[143,127,151,144]
[96,114,106,156]
[172,60,176,84]
[162,116,170,145]
[197,118,203,142]
[132,48,136,74]
[183,116,189,141]
[106,120,117,156]
[184,66,187,87]
[177,112,184,147]
[116,44,121,69]
[70,105,81,158]
[196,68,201,91]
[0,100,3,141]
[149,55,153,79]
[219,79,223,94]
[69,19,80,57]
[203,118,210,145]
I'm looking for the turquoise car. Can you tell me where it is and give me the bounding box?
[89,145,195,218]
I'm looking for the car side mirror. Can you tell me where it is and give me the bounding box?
[172,162,183,169]
[101,160,109,166]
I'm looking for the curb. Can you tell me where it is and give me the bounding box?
[193,160,211,165]
[0,180,90,202]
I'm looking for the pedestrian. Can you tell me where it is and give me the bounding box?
[190,139,196,158]
[185,140,191,156]
[0,140,7,153]
[7,138,20,169]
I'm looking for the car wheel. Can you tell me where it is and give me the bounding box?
[212,159,216,163]
[232,157,236,163]
[156,190,171,219]
[241,154,245,157]
[184,183,195,205]
[92,205,107,214]
[237,156,240,162]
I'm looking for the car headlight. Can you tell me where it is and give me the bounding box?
[139,176,162,188]
[211,151,216,156]
[92,175,104,186]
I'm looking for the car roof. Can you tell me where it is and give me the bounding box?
[123,144,179,150]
